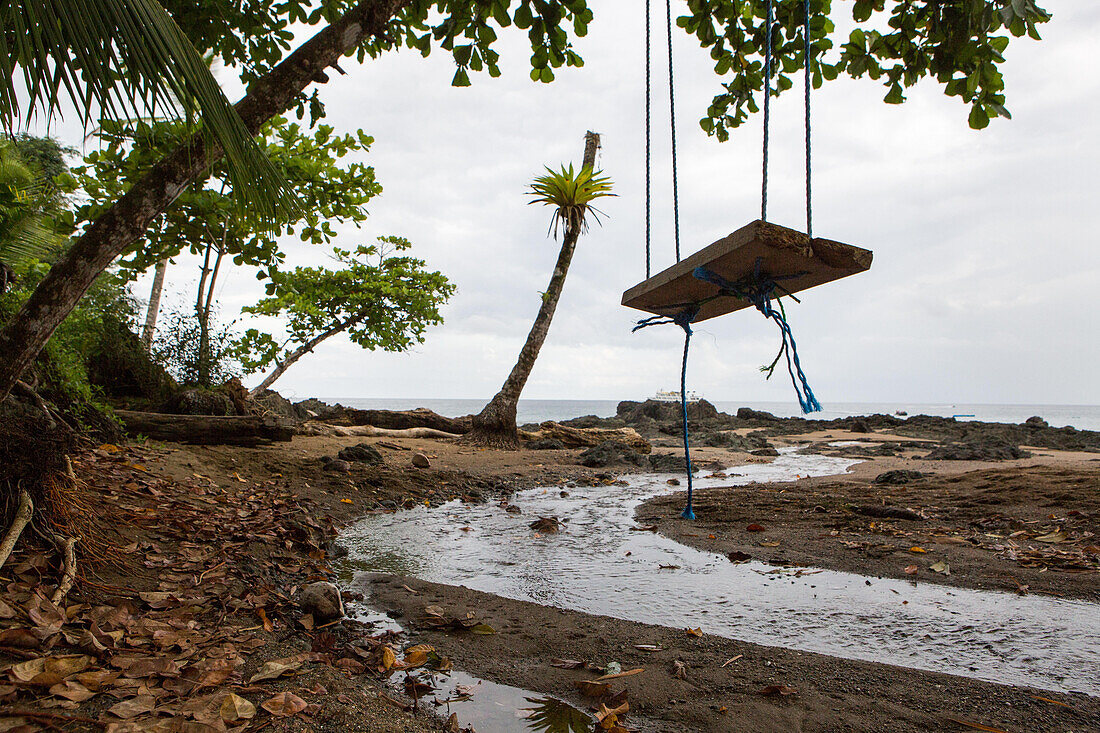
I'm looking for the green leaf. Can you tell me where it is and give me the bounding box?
[968,104,990,130]
[452,67,471,87]
[0,0,295,229]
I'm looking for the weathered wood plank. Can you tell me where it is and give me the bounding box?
[622,219,872,323]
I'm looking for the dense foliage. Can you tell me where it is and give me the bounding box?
[235,237,454,392]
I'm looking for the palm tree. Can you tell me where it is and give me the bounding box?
[0,142,57,285]
[466,131,613,448]
[1,0,289,223]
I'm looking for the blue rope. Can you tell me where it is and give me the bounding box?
[693,264,822,414]
[633,307,698,520]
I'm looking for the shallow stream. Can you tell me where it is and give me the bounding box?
[341,450,1100,697]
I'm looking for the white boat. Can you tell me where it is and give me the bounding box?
[653,390,703,403]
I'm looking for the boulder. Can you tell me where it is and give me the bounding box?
[750,447,780,457]
[321,457,351,473]
[617,399,719,424]
[295,398,346,421]
[735,407,779,421]
[411,453,431,468]
[300,581,344,622]
[338,443,384,464]
[526,438,566,450]
[160,388,236,416]
[849,418,872,434]
[253,389,309,421]
[1024,416,1049,429]
[578,441,646,468]
[872,469,924,485]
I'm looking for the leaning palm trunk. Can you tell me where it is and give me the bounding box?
[466,132,601,448]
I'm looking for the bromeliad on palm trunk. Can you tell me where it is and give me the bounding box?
[465,131,614,448]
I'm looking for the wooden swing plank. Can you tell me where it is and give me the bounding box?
[621,219,872,323]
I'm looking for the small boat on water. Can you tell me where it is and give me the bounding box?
[653,390,703,403]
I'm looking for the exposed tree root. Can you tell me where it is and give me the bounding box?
[0,488,33,569]
[50,534,79,605]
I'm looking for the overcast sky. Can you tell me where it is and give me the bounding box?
[44,2,1100,405]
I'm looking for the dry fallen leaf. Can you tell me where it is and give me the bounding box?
[108,694,157,719]
[685,628,703,638]
[575,680,611,697]
[550,658,587,669]
[1034,530,1068,544]
[746,524,766,532]
[909,546,928,554]
[262,691,308,717]
[904,564,919,574]
[248,656,305,683]
[220,692,256,722]
[930,561,951,575]
[758,685,797,696]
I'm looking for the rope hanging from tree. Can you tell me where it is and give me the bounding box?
[638,0,821,520]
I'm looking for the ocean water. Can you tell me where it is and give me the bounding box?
[326,397,1100,432]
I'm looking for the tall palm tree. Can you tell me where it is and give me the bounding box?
[466,131,613,448]
[0,0,289,222]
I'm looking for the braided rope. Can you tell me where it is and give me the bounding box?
[762,0,773,222]
[645,0,652,278]
[804,0,813,238]
[665,0,681,261]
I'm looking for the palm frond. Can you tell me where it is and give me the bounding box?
[527,163,615,238]
[0,0,293,227]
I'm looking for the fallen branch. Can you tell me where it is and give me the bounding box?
[50,535,79,605]
[304,423,461,440]
[0,489,33,570]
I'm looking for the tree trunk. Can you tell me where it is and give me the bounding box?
[0,0,412,401]
[140,258,168,350]
[247,305,371,398]
[115,410,295,445]
[466,131,600,448]
[197,245,225,387]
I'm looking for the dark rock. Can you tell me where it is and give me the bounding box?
[411,453,431,468]
[617,399,720,424]
[253,389,308,421]
[701,431,774,452]
[849,418,872,434]
[526,438,566,450]
[321,457,351,473]
[648,453,687,473]
[851,505,924,521]
[338,443,384,464]
[578,441,646,468]
[750,448,780,457]
[736,407,779,421]
[924,440,1031,461]
[300,581,344,622]
[872,469,924,485]
[1025,416,1049,429]
[160,388,236,416]
[295,398,346,420]
[505,504,522,514]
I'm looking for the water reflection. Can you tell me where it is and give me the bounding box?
[519,697,594,732]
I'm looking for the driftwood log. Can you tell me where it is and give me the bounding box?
[522,422,652,454]
[340,407,471,434]
[301,423,461,440]
[116,411,295,445]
